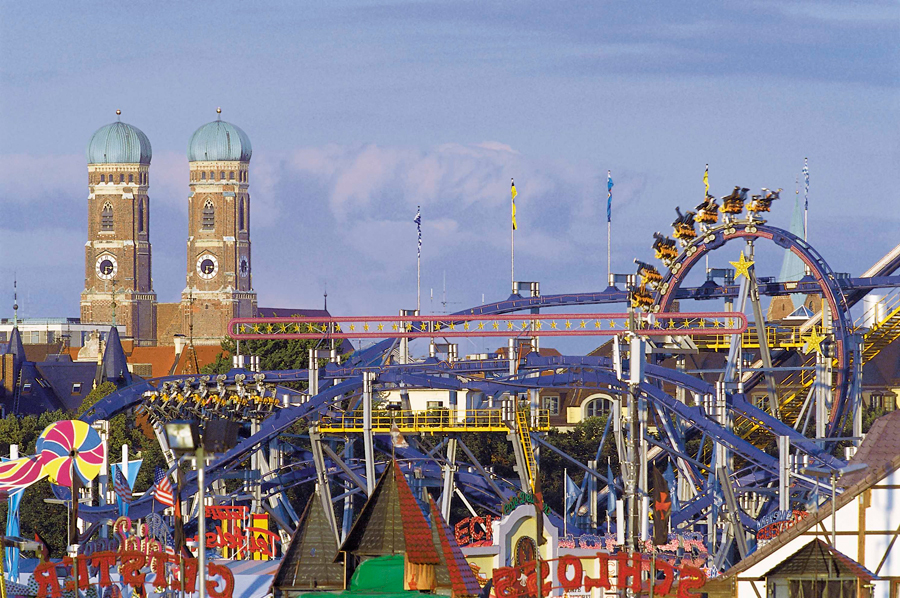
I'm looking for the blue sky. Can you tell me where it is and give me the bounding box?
[1,1,898,338]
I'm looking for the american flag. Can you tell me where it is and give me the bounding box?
[151,467,175,508]
[113,467,132,504]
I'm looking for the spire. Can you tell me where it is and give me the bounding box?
[116,109,121,122]
[6,327,25,365]
[97,326,132,388]
[12,276,18,328]
[216,107,222,121]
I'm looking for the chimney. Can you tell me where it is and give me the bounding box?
[173,334,186,356]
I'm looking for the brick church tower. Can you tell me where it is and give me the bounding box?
[181,111,257,345]
[81,113,157,344]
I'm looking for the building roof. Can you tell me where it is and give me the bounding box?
[724,437,900,578]
[87,121,152,164]
[337,461,440,565]
[272,487,344,592]
[840,409,900,487]
[188,119,252,162]
[763,539,877,581]
[427,496,482,597]
[98,327,132,387]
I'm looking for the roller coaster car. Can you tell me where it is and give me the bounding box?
[672,207,697,241]
[748,188,781,213]
[694,194,719,224]
[630,283,654,310]
[720,186,749,214]
[635,259,663,287]
[652,232,678,261]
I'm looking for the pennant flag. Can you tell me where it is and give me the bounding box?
[607,462,617,515]
[151,466,175,508]
[651,465,671,546]
[606,171,614,223]
[703,164,709,195]
[511,178,518,230]
[34,531,49,563]
[113,466,132,504]
[414,206,422,259]
[564,473,579,516]
[802,157,809,211]
[533,469,546,545]
[390,422,409,449]
[663,462,679,512]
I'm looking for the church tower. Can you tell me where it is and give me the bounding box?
[182,110,257,345]
[81,113,157,345]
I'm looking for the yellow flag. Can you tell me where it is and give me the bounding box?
[511,178,518,230]
[704,164,709,195]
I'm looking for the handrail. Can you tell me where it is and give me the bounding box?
[317,408,550,433]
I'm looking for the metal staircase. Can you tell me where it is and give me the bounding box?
[516,408,537,491]
[860,293,900,364]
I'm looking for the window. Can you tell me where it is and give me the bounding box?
[229,171,235,180]
[220,171,225,180]
[119,174,124,183]
[72,383,82,394]
[128,174,134,183]
[426,400,443,409]
[22,384,31,393]
[202,200,215,230]
[543,395,560,415]
[239,199,245,231]
[209,171,214,180]
[201,171,206,180]
[138,199,144,232]
[100,174,105,182]
[101,203,114,231]
[585,396,610,418]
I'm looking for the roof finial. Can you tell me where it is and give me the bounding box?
[116,109,121,121]
[12,275,18,329]
[216,107,222,120]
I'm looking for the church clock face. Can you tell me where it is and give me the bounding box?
[95,255,118,280]
[196,254,219,280]
[239,255,249,278]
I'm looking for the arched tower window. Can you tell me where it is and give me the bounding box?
[229,171,234,180]
[101,202,114,231]
[128,174,134,183]
[138,199,145,233]
[201,171,206,180]
[100,174,105,182]
[202,200,215,231]
[239,199,245,231]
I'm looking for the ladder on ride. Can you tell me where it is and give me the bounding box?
[516,409,537,490]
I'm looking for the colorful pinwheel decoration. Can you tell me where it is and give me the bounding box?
[36,420,105,486]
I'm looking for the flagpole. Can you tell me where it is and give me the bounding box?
[803,158,809,242]
[415,206,422,313]
[511,179,517,293]
[606,171,613,285]
[563,467,567,537]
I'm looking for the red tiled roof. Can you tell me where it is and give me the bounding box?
[840,409,900,487]
[428,496,482,596]
[393,463,441,565]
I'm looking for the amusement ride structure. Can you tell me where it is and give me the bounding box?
[75,188,900,574]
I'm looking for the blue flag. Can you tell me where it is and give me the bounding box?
[663,462,679,512]
[564,473,579,516]
[802,158,809,211]
[606,171,614,223]
[607,462,617,515]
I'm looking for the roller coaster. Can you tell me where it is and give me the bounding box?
[76,191,900,574]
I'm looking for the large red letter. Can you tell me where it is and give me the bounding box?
[91,551,118,587]
[34,562,61,598]
[119,551,146,587]
[615,552,642,593]
[206,563,235,598]
[492,566,521,598]
[557,555,583,592]
[652,559,675,596]
[584,552,612,591]
[676,564,707,598]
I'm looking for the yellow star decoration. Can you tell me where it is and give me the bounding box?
[478,322,485,330]
[668,319,676,329]
[580,320,586,329]
[713,319,721,328]
[729,252,755,280]
[349,324,355,331]
[492,321,500,330]
[550,321,558,329]
[565,320,572,329]
[378,324,384,331]
[507,321,514,330]
[449,323,456,330]
[392,323,399,331]
[803,329,827,355]
[609,320,616,328]
[464,322,470,331]
[335,324,342,332]
[252,324,260,333]
[239,324,247,333]
[364,323,370,331]
[595,320,602,329]
[536,321,543,330]
[435,322,442,331]
[266,323,273,333]
[294,323,302,332]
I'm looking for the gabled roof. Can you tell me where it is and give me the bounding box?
[337,461,440,565]
[272,487,344,593]
[427,496,482,597]
[763,539,877,581]
[840,409,900,487]
[725,448,900,578]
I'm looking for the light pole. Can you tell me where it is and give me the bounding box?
[165,421,203,598]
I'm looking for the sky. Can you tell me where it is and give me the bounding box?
[1,1,898,349]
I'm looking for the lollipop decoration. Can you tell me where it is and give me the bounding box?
[36,420,105,486]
